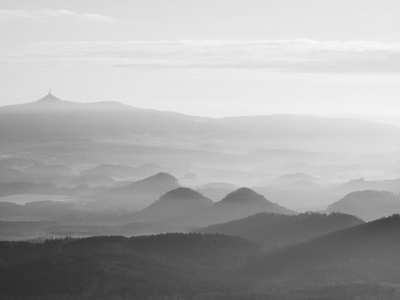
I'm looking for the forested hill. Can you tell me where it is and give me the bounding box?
[241,214,400,285]
[2,227,400,299]
[0,233,259,299]
[197,212,363,247]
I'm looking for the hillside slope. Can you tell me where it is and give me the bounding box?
[162,188,295,230]
[138,187,213,221]
[0,233,259,298]
[327,190,400,221]
[242,214,400,285]
[198,212,363,247]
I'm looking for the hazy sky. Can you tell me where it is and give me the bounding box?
[1,0,400,122]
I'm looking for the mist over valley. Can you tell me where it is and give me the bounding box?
[2,1,400,298]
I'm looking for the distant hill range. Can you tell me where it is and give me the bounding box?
[1,93,399,148]
[2,93,400,215]
[0,92,227,142]
[326,190,400,221]
[198,212,363,247]
[94,172,180,210]
[160,187,295,230]
[331,178,400,196]
[254,177,400,212]
[214,114,400,142]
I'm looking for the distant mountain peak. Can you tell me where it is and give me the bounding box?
[127,172,180,189]
[161,187,210,201]
[138,187,212,221]
[151,172,178,181]
[220,187,266,204]
[233,187,257,194]
[36,91,63,103]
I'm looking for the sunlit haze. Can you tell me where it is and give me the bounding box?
[1,0,400,123]
[3,2,400,298]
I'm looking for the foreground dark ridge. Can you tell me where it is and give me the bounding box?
[3,216,400,299]
[0,233,259,299]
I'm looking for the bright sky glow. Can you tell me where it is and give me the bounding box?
[1,0,400,123]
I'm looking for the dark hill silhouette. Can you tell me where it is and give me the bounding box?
[138,187,213,221]
[0,234,259,298]
[198,212,363,247]
[242,214,400,285]
[326,190,400,221]
[95,172,180,209]
[161,188,295,230]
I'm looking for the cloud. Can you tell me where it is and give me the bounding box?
[0,9,119,24]
[2,40,400,74]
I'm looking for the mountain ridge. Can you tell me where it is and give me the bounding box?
[159,187,295,230]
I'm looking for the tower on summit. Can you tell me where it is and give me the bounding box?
[36,87,61,103]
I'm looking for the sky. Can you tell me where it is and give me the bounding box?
[1,0,400,123]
